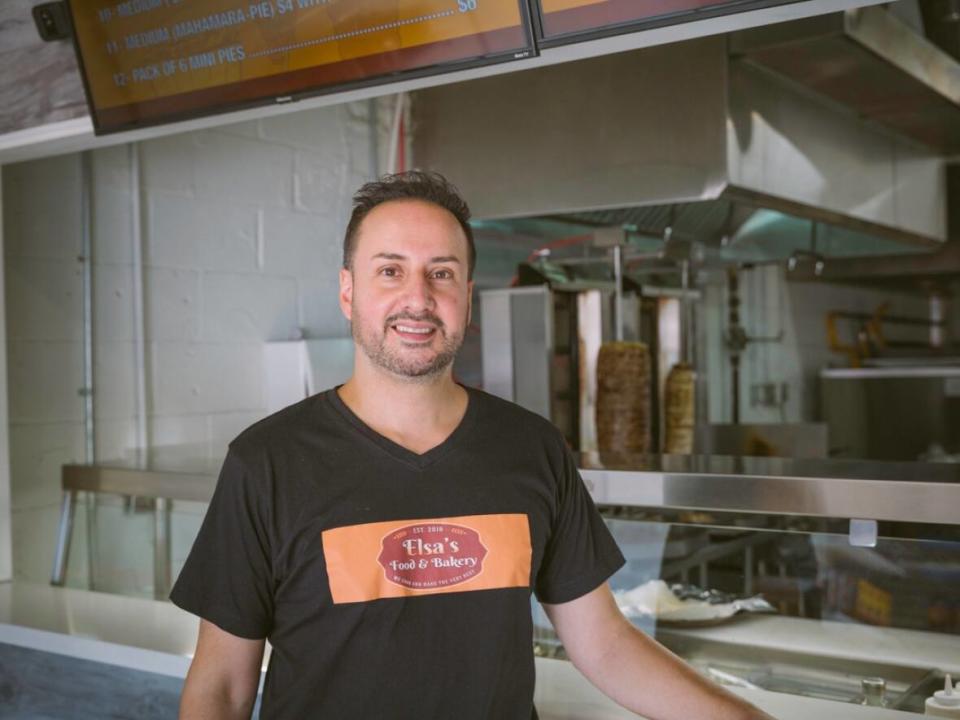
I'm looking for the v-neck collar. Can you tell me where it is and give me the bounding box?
[325,384,479,470]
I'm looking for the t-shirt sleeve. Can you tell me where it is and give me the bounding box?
[169,446,275,639]
[534,437,626,604]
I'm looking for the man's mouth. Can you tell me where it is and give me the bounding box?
[390,322,438,342]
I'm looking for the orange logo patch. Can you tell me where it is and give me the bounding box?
[322,513,531,604]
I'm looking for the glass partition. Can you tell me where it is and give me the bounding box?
[533,511,960,713]
[61,492,204,600]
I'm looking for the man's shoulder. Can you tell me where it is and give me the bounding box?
[228,391,329,456]
[468,386,566,447]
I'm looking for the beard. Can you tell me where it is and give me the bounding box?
[352,308,466,381]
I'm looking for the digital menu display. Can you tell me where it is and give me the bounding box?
[68,0,533,133]
[536,0,792,44]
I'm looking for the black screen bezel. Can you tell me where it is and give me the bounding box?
[66,0,537,135]
[531,0,804,48]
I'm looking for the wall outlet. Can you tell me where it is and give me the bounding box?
[750,382,789,408]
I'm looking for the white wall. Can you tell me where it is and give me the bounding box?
[3,100,385,588]
[3,153,87,588]
[703,264,933,427]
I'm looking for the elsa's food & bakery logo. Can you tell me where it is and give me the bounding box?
[378,522,487,590]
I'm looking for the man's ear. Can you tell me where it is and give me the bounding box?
[339,267,353,321]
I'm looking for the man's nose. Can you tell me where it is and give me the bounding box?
[400,272,435,311]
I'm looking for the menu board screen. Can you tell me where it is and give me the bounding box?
[536,0,792,44]
[69,0,533,133]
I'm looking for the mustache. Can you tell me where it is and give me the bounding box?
[385,311,445,330]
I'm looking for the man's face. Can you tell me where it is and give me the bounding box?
[339,200,474,381]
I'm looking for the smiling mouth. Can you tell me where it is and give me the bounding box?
[391,323,438,342]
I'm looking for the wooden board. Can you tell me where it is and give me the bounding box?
[0,1,88,135]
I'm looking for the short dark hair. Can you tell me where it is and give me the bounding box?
[343,171,476,280]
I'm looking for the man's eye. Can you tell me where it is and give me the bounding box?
[432,269,453,280]
[380,267,399,277]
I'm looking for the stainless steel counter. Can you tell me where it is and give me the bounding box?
[0,582,923,720]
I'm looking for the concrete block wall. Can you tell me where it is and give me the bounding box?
[704,264,933,427]
[3,99,388,589]
[4,152,91,589]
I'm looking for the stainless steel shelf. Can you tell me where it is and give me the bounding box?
[61,463,218,503]
[578,454,960,525]
[60,453,960,523]
[54,454,219,595]
[53,452,960,599]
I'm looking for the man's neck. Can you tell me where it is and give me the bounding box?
[337,360,468,455]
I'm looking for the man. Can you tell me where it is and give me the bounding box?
[172,171,773,720]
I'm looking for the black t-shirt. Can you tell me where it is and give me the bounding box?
[170,386,625,719]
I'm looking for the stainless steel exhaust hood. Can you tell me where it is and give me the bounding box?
[785,163,959,290]
[413,8,949,251]
[730,6,960,153]
[471,200,929,291]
